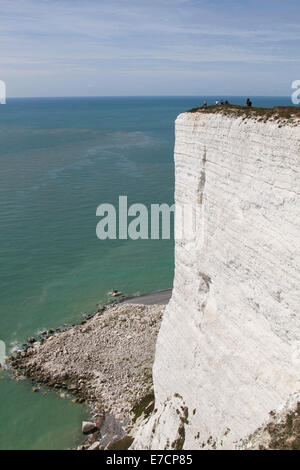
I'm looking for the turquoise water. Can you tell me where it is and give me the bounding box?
[0,96,295,449]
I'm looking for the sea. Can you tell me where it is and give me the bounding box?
[0,96,295,449]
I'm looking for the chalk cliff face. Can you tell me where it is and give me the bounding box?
[133,109,300,449]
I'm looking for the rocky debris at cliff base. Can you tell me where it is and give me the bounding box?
[10,302,164,448]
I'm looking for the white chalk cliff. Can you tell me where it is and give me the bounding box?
[133,107,300,450]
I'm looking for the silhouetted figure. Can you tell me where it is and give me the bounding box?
[246,98,252,107]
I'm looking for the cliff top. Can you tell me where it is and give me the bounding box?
[187,104,300,124]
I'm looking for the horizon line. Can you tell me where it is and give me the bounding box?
[6,94,292,100]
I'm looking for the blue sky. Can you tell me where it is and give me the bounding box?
[1,0,299,97]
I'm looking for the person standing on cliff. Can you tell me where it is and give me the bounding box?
[246,98,252,107]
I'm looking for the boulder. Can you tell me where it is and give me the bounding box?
[105,435,134,450]
[27,337,36,344]
[108,290,123,297]
[88,441,100,451]
[82,421,98,435]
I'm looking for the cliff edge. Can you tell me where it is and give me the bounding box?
[132,106,300,450]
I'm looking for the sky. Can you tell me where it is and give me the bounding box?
[1,0,299,97]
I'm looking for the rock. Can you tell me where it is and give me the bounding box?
[68,384,77,391]
[106,435,134,450]
[32,386,40,393]
[82,422,98,435]
[27,337,36,344]
[87,441,100,451]
[108,290,123,297]
[95,415,103,428]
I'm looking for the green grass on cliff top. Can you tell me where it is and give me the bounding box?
[187,104,300,121]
